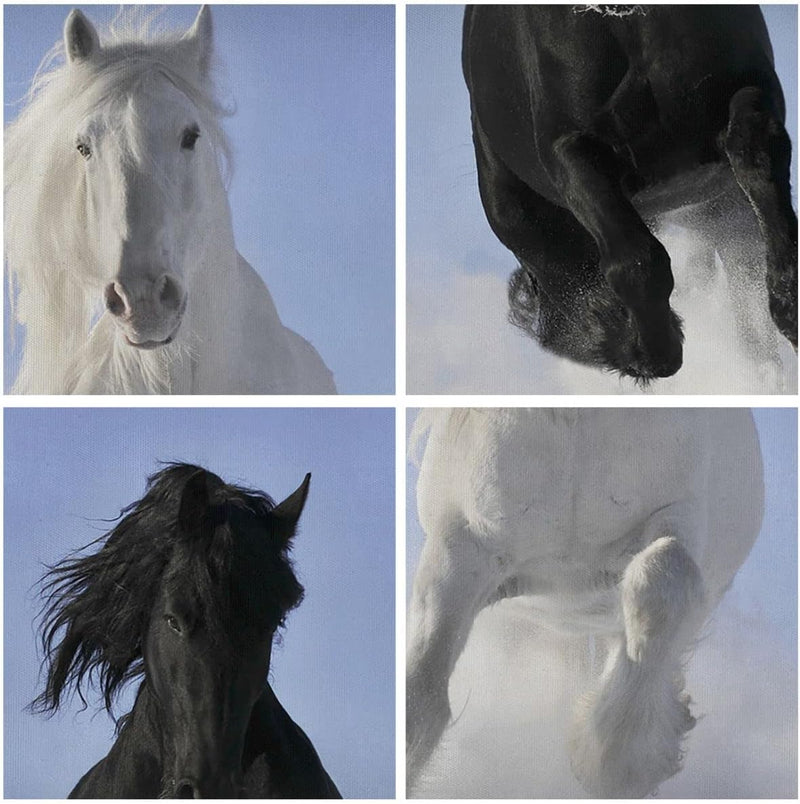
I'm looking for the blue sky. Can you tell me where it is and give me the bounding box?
[4,5,395,393]
[5,408,395,798]
[406,408,797,796]
[407,6,798,394]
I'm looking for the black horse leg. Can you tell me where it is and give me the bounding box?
[471,117,653,374]
[472,117,593,264]
[546,130,683,377]
[722,86,797,349]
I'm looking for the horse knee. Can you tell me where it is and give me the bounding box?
[622,537,705,664]
[551,130,618,179]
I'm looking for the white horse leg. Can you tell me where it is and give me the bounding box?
[406,523,496,791]
[570,535,705,797]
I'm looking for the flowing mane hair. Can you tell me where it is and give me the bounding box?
[31,463,304,719]
[5,9,234,392]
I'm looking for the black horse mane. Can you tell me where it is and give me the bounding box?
[31,463,304,718]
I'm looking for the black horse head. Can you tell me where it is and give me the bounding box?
[32,463,310,798]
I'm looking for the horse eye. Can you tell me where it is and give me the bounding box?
[181,127,200,151]
[76,141,92,160]
[165,614,182,634]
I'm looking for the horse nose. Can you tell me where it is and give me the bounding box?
[156,273,183,313]
[173,774,240,799]
[104,281,129,317]
[104,274,184,318]
[174,778,200,799]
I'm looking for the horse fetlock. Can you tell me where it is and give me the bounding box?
[769,296,798,350]
[407,699,450,788]
[628,304,683,380]
[765,256,798,348]
[570,646,695,797]
[407,660,451,731]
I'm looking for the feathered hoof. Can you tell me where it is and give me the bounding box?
[568,674,695,797]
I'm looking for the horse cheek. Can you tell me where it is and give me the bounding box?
[176,166,203,256]
[80,169,111,277]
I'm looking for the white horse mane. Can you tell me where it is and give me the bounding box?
[5,11,232,393]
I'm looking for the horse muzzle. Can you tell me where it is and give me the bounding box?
[171,770,245,799]
[104,274,187,349]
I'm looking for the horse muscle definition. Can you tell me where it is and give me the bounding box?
[33,464,340,798]
[407,409,763,797]
[463,6,796,382]
[6,7,336,394]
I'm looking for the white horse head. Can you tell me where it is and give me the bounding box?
[6,7,335,394]
[66,8,226,350]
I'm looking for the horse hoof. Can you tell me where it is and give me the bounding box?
[622,338,683,382]
[626,308,684,380]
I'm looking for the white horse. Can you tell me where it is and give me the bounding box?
[407,408,763,797]
[5,7,336,394]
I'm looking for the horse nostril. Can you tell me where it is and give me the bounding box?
[104,282,126,317]
[158,275,183,312]
[174,779,199,799]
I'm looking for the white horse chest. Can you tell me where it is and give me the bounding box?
[427,409,708,563]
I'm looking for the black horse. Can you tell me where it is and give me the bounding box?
[463,5,797,380]
[32,463,341,799]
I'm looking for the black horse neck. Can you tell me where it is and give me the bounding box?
[69,682,341,799]
[242,683,342,798]
[69,684,163,798]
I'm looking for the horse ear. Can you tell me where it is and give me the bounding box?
[272,474,311,544]
[182,5,213,79]
[64,9,100,64]
[177,469,211,535]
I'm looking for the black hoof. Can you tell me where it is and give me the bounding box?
[622,309,684,382]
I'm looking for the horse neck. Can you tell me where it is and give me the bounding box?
[70,684,164,798]
[243,684,340,798]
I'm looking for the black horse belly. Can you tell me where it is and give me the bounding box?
[464,5,630,203]
[464,5,781,209]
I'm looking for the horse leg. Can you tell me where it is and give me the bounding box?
[712,196,785,388]
[471,115,595,267]
[471,116,652,375]
[406,522,496,791]
[722,85,797,349]
[547,130,684,377]
[570,533,705,797]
